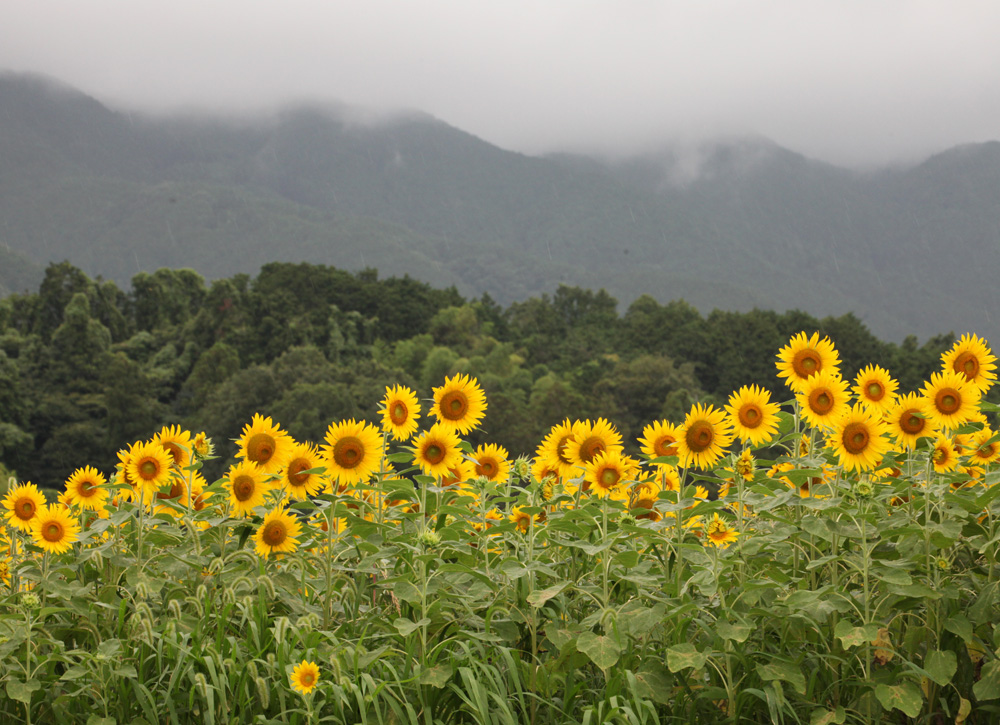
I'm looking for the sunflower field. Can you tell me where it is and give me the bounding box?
[2,332,1000,724]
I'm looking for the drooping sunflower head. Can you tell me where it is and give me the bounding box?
[886,392,938,450]
[941,333,997,393]
[796,369,850,430]
[63,466,109,511]
[154,424,193,468]
[225,460,270,516]
[431,373,487,435]
[828,404,892,473]
[675,403,733,470]
[638,420,682,463]
[565,418,624,469]
[289,660,320,695]
[380,384,421,441]
[237,413,293,475]
[968,427,1000,465]
[255,507,303,558]
[125,441,175,499]
[280,442,327,499]
[321,419,382,486]
[920,370,981,432]
[776,332,841,392]
[472,443,510,483]
[411,424,463,479]
[535,419,578,480]
[584,450,637,499]
[704,512,739,549]
[3,482,47,532]
[724,385,781,446]
[30,505,81,555]
[852,364,899,414]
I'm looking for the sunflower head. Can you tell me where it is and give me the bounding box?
[30,505,81,555]
[638,420,682,462]
[64,466,109,511]
[886,392,937,450]
[226,460,270,516]
[931,435,960,473]
[705,512,739,549]
[852,364,899,414]
[920,370,981,432]
[237,414,293,474]
[380,384,421,441]
[676,403,733,470]
[431,374,487,435]
[796,369,850,430]
[828,404,892,473]
[776,332,841,392]
[154,424,193,468]
[472,443,510,483]
[535,419,578,480]
[565,418,624,469]
[969,427,1000,465]
[584,450,637,499]
[280,442,327,499]
[255,507,303,558]
[290,660,320,695]
[322,419,382,486]
[724,385,781,446]
[126,441,175,499]
[3,482,47,532]
[941,333,997,393]
[411,424,463,478]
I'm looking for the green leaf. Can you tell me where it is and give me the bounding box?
[393,617,430,636]
[666,643,708,673]
[391,579,423,605]
[527,581,570,607]
[944,614,974,642]
[872,567,912,586]
[809,707,846,725]
[716,619,753,643]
[86,716,117,725]
[874,682,923,717]
[973,660,1000,700]
[418,664,453,688]
[621,603,667,637]
[113,664,137,679]
[633,665,674,705]
[576,632,621,670]
[5,679,40,703]
[924,650,957,686]
[756,660,806,695]
[834,620,879,648]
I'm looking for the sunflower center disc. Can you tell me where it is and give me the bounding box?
[334,439,362,469]
[810,390,833,414]
[936,389,960,414]
[44,523,62,542]
[739,405,761,428]
[579,436,605,463]
[263,522,286,546]
[247,433,275,464]
[792,350,820,378]
[440,392,468,420]
[600,469,620,488]
[843,423,870,454]
[287,458,310,485]
[479,460,497,478]
[656,436,677,456]
[390,403,407,425]
[163,442,183,464]
[866,383,884,400]
[139,460,159,479]
[425,444,444,464]
[955,352,980,379]
[556,436,573,465]
[233,475,255,501]
[933,447,947,465]
[901,411,924,434]
[17,501,35,519]
[80,480,96,496]
[687,423,713,452]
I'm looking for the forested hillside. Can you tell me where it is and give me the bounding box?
[0,261,956,489]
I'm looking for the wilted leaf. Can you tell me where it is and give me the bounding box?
[809,707,846,725]
[716,619,753,643]
[418,664,453,688]
[666,643,708,672]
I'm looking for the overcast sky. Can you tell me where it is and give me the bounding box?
[3,1,999,167]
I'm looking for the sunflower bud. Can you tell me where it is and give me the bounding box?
[417,528,441,548]
[854,480,874,498]
[618,512,637,527]
[513,458,530,481]
[193,432,214,459]
[20,592,40,609]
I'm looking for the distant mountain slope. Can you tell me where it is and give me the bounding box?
[1,71,998,342]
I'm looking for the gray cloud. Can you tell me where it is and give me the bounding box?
[3,0,999,166]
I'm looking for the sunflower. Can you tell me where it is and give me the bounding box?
[638,420,682,462]
[225,461,270,516]
[30,505,81,554]
[152,475,189,517]
[724,385,781,446]
[852,365,899,415]
[565,418,624,470]
[441,460,476,487]
[584,450,638,499]
[885,393,938,450]
[154,424,192,468]
[656,464,681,492]
[828,404,893,473]
[930,435,960,473]
[509,505,538,533]
[472,444,510,483]
[769,461,833,498]
[675,403,733,470]
[704,513,739,549]
[629,476,664,520]
[920,370,981,431]
[776,332,841,392]
[280,442,327,499]
[126,441,175,499]
[61,466,108,511]
[290,660,320,695]
[531,456,561,486]
[3,482,46,532]
[968,427,1000,465]
[796,369,850,430]
[255,507,303,558]
[411,424,463,478]
[380,384,421,441]
[237,413,293,475]
[430,373,487,435]
[535,420,578,480]
[941,333,997,393]
[321,419,382,486]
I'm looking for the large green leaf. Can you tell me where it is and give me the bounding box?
[576,632,621,670]
[756,660,806,695]
[666,643,708,672]
[874,682,923,717]
[924,650,957,686]
[973,660,1000,700]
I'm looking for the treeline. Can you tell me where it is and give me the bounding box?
[0,261,957,489]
